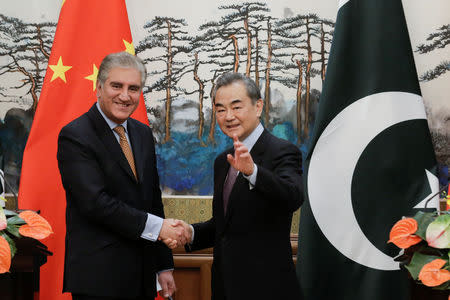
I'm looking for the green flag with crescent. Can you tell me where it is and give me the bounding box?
[297,0,439,299]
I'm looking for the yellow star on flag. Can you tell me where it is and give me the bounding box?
[84,64,99,91]
[123,39,135,55]
[62,0,66,7]
[49,56,72,83]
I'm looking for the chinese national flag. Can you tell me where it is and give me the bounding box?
[18,1,149,300]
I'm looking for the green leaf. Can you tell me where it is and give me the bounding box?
[3,209,17,217]
[0,232,17,259]
[404,252,442,280]
[413,211,436,239]
[6,215,25,225]
[6,224,21,238]
[426,214,450,249]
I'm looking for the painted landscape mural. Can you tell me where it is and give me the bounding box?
[0,0,448,195]
[136,2,335,194]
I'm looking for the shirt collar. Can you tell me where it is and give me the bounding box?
[242,123,263,152]
[96,101,128,133]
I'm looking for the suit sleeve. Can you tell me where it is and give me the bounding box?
[186,217,216,252]
[57,125,148,240]
[255,142,303,212]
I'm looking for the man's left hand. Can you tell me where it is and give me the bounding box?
[227,134,254,176]
[158,270,176,298]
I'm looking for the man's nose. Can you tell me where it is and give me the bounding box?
[225,109,235,120]
[118,89,130,100]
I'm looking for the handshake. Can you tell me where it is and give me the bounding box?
[158,219,192,249]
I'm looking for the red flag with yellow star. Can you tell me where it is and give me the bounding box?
[18,1,148,300]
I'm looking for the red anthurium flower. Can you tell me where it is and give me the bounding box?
[0,235,11,274]
[418,258,450,287]
[18,211,53,240]
[388,218,422,249]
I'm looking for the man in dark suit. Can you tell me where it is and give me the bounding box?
[57,52,185,300]
[174,72,304,300]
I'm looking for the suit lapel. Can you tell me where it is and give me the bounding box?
[249,129,269,165]
[87,104,137,182]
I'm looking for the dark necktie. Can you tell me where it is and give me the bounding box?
[223,165,238,214]
[113,125,137,180]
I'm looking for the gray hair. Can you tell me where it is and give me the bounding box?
[212,72,261,104]
[97,52,147,87]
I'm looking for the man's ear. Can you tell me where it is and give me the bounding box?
[96,82,101,98]
[256,98,264,117]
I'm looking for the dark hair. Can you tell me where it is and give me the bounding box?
[212,72,261,104]
[97,51,147,87]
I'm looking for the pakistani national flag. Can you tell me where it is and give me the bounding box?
[297,0,439,299]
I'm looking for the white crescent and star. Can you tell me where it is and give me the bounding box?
[307,91,439,271]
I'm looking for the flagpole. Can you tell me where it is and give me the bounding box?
[424,183,449,210]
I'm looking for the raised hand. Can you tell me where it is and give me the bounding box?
[227,134,254,176]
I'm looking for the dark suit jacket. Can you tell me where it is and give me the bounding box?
[57,104,173,298]
[189,129,303,300]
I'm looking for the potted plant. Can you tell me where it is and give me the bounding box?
[0,196,53,273]
[389,208,449,299]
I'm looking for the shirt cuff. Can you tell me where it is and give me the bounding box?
[189,224,195,243]
[140,213,163,242]
[242,163,257,189]
[157,268,174,274]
